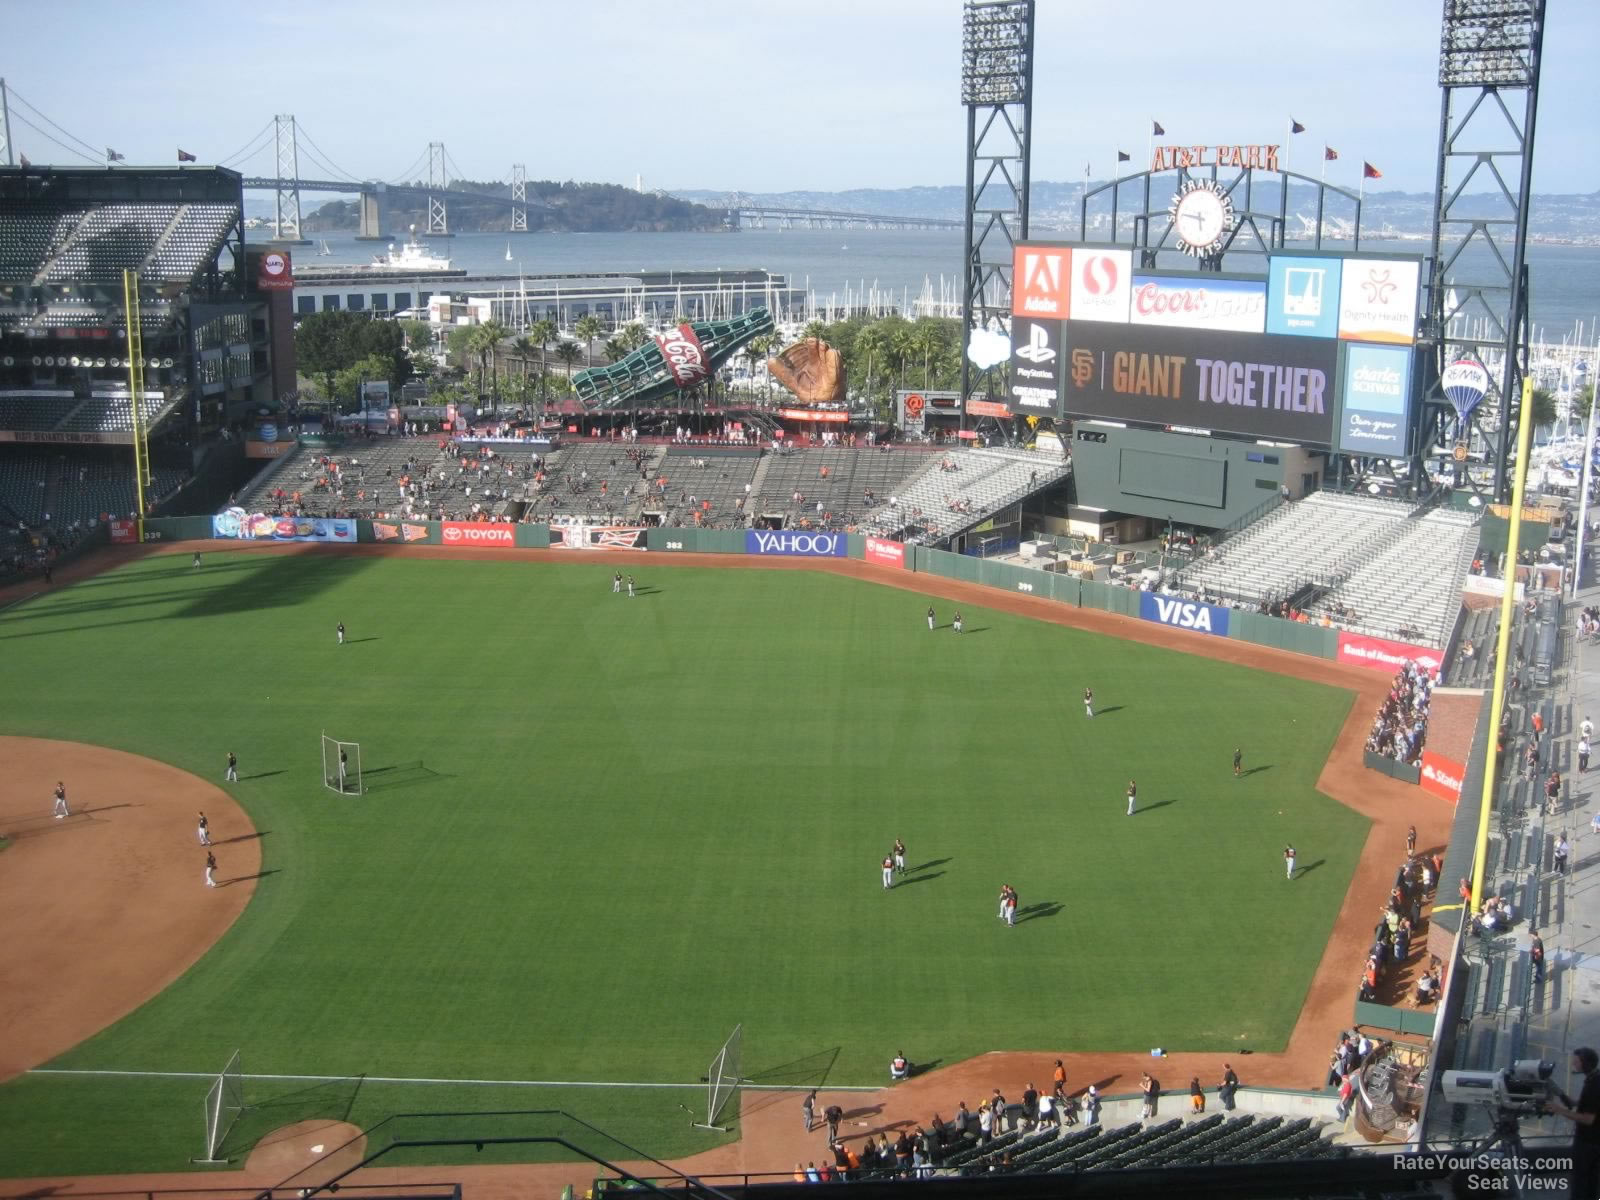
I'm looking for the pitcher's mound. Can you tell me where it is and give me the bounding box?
[244,1119,366,1178]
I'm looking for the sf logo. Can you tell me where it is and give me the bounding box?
[1070,348,1094,388]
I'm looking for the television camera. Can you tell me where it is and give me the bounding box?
[1442,1059,1557,1117]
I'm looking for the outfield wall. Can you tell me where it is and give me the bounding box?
[141,516,1392,668]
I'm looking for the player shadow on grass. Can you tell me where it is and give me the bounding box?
[1294,859,1326,877]
[1014,902,1062,923]
[1096,705,1125,715]
[1136,800,1176,813]
[219,869,280,886]
[214,830,268,845]
[344,636,381,644]
[632,586,662,596]
[895,872,944,887]
[1238,765,1273,777]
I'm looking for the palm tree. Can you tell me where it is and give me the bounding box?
[854,324,889,408]
[575,314,605,367]
[467,320,509,409]
[553,340,583,378]
[616,322,649,353]
[910,320,944,388]
[802,320,827,343]
[603,337,627,364]
[511,335,537,382]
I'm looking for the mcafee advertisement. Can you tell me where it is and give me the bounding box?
[440,522,515,547]
[864,537,907,568]
[1060,322,1338,446]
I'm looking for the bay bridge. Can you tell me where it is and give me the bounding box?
[0,91,958,242]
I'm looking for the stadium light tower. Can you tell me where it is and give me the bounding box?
[510,163,527,233]
[427,142,449,237]
[958,0,1034,435]
[272,114,303,241]
[1425,0,1546,501]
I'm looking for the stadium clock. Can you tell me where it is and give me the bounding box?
[1169,180,1234,258]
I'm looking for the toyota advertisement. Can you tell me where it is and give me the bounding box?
[1009,316,1064,418]
[1059,322,1338,446]
[212,509,355,543]
[744,530,847,557]
[441,521,516,548]
[1339,344,1414,458]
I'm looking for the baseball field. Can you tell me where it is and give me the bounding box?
[0,546,1370,1177]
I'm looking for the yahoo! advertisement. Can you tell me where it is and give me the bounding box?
[744,529,847,557]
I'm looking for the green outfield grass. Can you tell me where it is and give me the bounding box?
[0,551,1367,1175]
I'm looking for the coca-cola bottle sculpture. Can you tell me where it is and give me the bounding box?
[573,307,775,409]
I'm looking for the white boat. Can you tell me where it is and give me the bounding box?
[318,239,333,256]
[505,242,512,261]
[371,225,453,272]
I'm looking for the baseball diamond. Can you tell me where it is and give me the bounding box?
[0,539,1448,1182]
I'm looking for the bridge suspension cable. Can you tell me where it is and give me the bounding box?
[4,84,104,163]
[293,121,366,184]
[6,108,100,165]
[219,117,276,169]
[388,148,429,187]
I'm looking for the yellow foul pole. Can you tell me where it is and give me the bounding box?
[122,269,149,541]
[1470,377,1537,912]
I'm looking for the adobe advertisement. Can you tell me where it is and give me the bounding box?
[1067,248,1132,324]
[1060,322,1338,446]
[1266,255,1342,339]
[1011,244,1071,318]
[1338,344,1413,458]
[1128,274,1266,334]
[1337,257,1421,344]
[1008,316,1064,417]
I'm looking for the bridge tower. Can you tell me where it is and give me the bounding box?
[427,142,449,237]
[272,114,305,242]
[957,0,1034,432]
[510,163,527,233]
[1425,0,1546,500]
[0,78,14,167]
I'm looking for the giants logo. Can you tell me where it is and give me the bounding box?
[1012,245,1070,317]
[654,324,709,388]
[441,522,515,546]
[1069,248,1132,323]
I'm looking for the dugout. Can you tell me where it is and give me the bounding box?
[1068,425,1323,532]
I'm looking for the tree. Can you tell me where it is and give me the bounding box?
[575,314,606,367]
[603,337,628,364]
[466,320,509,407]
[553,340,583,376]
[511,335,538,380]
[616,322,650,353]
[295,311,413,401]
[332,354,396,414]
[399,320,434,356]
[1530,386,1557,431]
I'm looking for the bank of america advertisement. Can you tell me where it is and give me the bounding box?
[1338,344,1413,457]
[1061,322,1338,446]
[1266,255,1343,339]
[1009,316,1064,417]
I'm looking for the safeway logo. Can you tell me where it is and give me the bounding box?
[1012,245,1070,317]
[1140,591,1230,636]
[441,522,515,546]
[1079,254,1118,295]
[1068,247,1132,323]
[1015,322,1056,364]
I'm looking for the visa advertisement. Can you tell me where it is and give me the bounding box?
[1339,344,1414,458]
[1266,256,1343,339]
[1138,591,1231,636]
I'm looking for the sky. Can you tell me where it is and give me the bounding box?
[3,0,1597,197]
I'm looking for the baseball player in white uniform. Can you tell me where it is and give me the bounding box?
[52,780,69,819]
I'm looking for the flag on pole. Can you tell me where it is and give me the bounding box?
[1151,120,1166,136]
[1290,119,1306,134]
[1117,150,1131,162]
[19,154,30,168]
[1363,162,1382,179]
[1324,146,1339,161]
[178,148,197,163]
[105,148,125,163]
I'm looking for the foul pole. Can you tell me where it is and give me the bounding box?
[1471,376,1537,912]
[122,269,151,540]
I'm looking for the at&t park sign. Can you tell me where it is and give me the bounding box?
[1149,143,1281,173]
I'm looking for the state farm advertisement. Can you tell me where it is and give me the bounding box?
[1420,750,1465,804]
[440,521,515,547]
[1060,322,1338,447]
[864,537,907,568]
[1335,631,1443,676]
[109,518,137,544]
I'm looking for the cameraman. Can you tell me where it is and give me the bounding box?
[1545,1047,1600,1198]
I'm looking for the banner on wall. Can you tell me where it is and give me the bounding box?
[1138,591,1231,636]
[1335,631,1443,675]
[108,518,137,544]
[1419,750,1465,803]
[440,521,516,547]
[373,521,431,543]
[211,508,354,542]
[550,524,649,550]
[744,529,847,557]
[864,537,907,568]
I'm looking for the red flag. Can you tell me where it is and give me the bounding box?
[1151,120,1166,137]
[1324,146,1339,161]
[1117,150,1131,162]
[1363,162,1382,179]
[18,154,30,168]
[1290,119,1306,134]
[178,148,197,163]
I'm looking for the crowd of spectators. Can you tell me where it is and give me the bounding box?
[1365,661,1434,765]
[1356,847,1439,1006]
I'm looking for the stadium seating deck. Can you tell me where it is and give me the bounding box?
[860,447,1071,541]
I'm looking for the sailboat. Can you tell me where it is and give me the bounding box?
[505,241,513,262]
[317,239,332,256]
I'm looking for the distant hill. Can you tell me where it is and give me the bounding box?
[300,179,728,234]
[672,183,1600,244]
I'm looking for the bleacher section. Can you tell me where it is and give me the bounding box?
[861,447,1071,541]
[0,446,186,531]
[1176,493,1412,606]
[650,448,762,528]
[941,1114,1345,1176]
[25,203,239,287]
[751,447,932,530]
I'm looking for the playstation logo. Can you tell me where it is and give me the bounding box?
[1015,322,1057,364]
